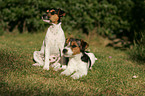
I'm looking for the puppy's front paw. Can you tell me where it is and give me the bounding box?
[53,63,61,71]
[60,70,71,76]
[60,71,67,75]
[43,66,49,70]
[71,73,80,79]
[71,72,86,79]
[51,63,60,68]
[33,63,41,66]
[61,65,67,70]
[33,63,43,66]
[43,62,50,70]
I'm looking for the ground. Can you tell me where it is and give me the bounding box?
[0,31,144,95]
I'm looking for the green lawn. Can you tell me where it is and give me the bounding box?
[0,32,144,96]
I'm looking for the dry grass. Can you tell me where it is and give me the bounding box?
[0,32,145,96]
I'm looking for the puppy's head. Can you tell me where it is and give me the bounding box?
[42,8,65,24]
[63,38,89,57]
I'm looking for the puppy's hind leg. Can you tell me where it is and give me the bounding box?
[33,41,45,66]
[33,51,44,66]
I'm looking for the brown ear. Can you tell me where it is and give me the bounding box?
[65,38,70,46]
[47,10,49,12]
[58,9,66,17]
[80,40,89,51]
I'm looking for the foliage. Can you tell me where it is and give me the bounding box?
[130,0,145,42]
[0,26,5,36]
[129,32,145,63]
[129,44,145,63]
[0,0,145,43]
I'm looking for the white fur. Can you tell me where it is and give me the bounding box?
[61,47,97,79]
[61,53,88,79]
[33,22,65,70]
[62,46,73,57]
[49,55,59,63]
[85,52,97,69]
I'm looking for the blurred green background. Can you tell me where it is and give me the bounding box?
[0,0,145,62]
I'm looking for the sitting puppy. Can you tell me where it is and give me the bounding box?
[61,38,97,79]
[33,8,66,70]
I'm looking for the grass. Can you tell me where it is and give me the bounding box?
[0,31,145,96]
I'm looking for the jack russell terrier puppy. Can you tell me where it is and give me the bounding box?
[61,38,97,79]
[33,8,66,70]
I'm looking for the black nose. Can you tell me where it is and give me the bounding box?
[63,49,68,54]
[42,14,49,20]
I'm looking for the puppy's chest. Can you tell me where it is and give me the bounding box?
[45,25,63,43]
[68,53,90,67]
[47,26,61,39]
[49,26,60,36]
[69,57,85,66]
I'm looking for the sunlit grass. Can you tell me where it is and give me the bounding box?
[0,32,144,95]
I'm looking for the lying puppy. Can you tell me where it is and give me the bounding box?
[33,8,66,70]
[61,38,97,79]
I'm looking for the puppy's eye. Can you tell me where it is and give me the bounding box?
[51,11,55,15]
[64,43,68,46]
[71,45,77,48]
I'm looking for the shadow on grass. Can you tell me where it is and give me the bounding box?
[0,49,59,95]
[129,53,145,64]
[0,85,59,96]
[127,46,145,65]
[106,40,145,64]
[0,49,25,72]
[0,49,120,96]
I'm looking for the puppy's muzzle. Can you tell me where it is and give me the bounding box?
[42,14,49,20]
[63,49,68,54]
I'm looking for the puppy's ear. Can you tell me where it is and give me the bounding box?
[80,40,89,52]
[65,38,70,46]
[58,9,66,17]
[46,9,50,12]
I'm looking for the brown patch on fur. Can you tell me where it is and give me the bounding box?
[61,12,66,17]
[80,39,89,51]
[50,9,55,12]
[46,9,59,24]
[49,14,59,24]
[45,9,65,24]
[71,41,81,55]
[65,38,70,45]
[72,47,81,55]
